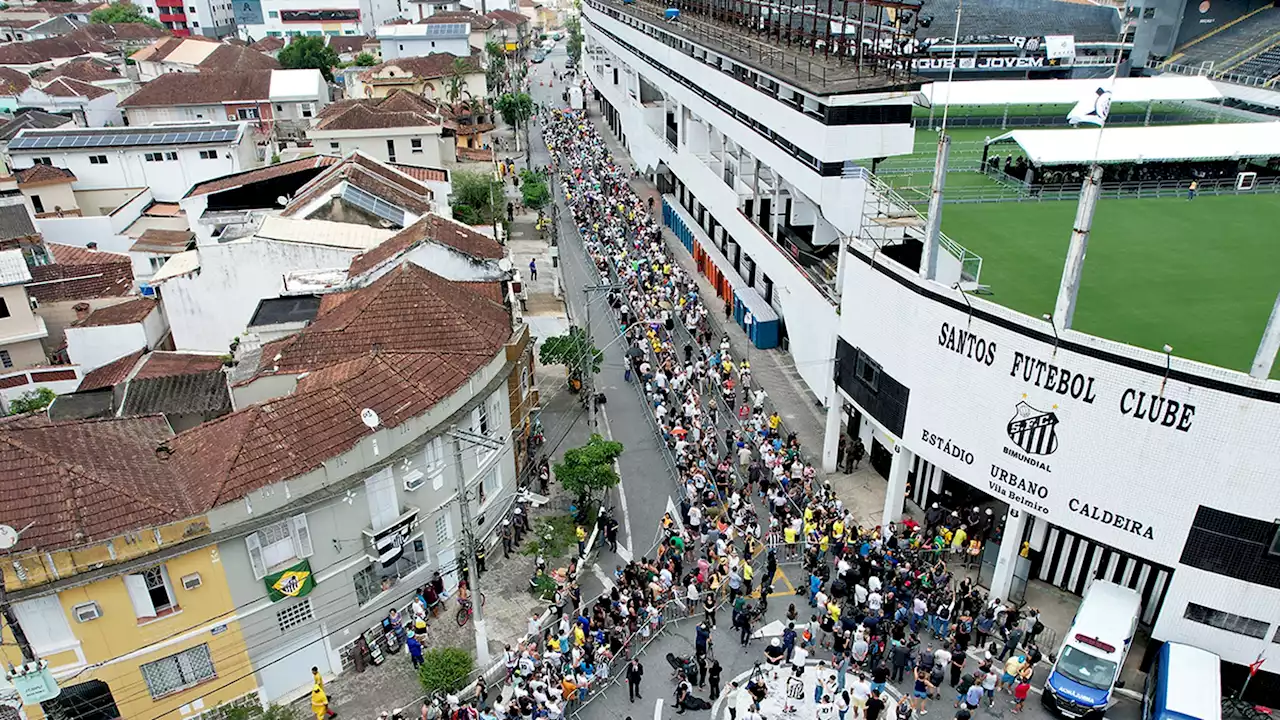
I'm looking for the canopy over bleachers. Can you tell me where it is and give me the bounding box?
[918,76,1223,108]
[984,122,1280,166]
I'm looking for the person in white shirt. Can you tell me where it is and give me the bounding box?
[867,591,883,613]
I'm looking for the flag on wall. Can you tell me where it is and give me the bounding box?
[1067,87,1113,126]
[266,559,315,601]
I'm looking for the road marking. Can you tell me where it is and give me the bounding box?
[599,405,633,558]
[653,697,663,720]
[591,563,615,591]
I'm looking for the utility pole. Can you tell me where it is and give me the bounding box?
[581,283,625,431]
[0,572,35,663]
[448,426,495,667]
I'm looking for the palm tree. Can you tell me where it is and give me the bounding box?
[495,92,533,154]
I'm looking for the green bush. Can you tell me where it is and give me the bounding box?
[418,648,475,695]
[530,573,558,600]
[521,513,578,558]
[6,388,54,416]
[219,703,296,720]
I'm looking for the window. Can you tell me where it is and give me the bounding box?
[124,565,178,620]
[425,437,445,490]
[0,350,10,369]
[434,514,452,546]
[386,138,396,162]
[13,596,76,655]
[519,366,529,401]
[30,195,43,214]
[31,157,51,165]
[165,151,177,161]
[237,107,260,120]
[199,150,217,159]
[268,9,277,16]
[300,103,314,118]
[275,104,283,112]
[475,403,489,435]
[410,138,423,154]
[329,142,340,151]
[144,152,164,162]
[856,351,880,392]
[188,5,196,11]
[146,5,153,11]
[149,257,166,272]
[275,599,314,632]
[479,466,502,506]
[89,155,107,164]
[244,514,313,580]
[140,644,215,699]
[1184,603,1269,639]
[365,468,399,531]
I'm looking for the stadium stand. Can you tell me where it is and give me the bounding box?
[1175,6,1280,76]
[917,0,1120,42]
[1232,46,1280,82]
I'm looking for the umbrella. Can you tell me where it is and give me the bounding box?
[625,346,645,360]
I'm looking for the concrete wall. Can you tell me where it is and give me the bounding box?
[65,322,148,371]
[157,238,360,352]
[379,34,472,60]
[310,129,456,168]
[37,297,136,354]
[0,337,46,370]
[0,284,43,343]
[23,182,76,217]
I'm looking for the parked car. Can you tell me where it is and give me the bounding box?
[532,50,547,63]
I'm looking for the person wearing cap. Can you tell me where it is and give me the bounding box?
[311,668,335,718]
[765,637,785,664]
[310,682,331,720]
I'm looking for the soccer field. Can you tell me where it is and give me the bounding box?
[939,194,1280,379]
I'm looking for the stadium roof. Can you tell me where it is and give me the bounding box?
[918,76,1223,108]
[986,122,1280,166]
[10,123,244,151]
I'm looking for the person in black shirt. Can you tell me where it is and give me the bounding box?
[950,645,967,687]
[866,690,887,720]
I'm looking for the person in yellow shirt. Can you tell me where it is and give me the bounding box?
[311,668,335,718]
[576,525,587,557]
[768,413,781,432]
[574,624,586,647]
[831,519,845,541]
[310,683,330,720]
[783,526,798,559]
[951,525,968,554]
[827,600,841,625]
[741,562,754,596]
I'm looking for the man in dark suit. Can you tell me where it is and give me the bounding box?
[626,659,644,703]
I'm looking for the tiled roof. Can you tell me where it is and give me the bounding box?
[134,35,216,63]
[38,76,111,99]
[0,249,31,286]
[366,49,482,83]
[486,9,527,26]
[120,69,272,107]
[249,36,286,52]
[0,415,191,553]
[73,297,157,327]
[326,35,370,54]
[121,368,231,417]
[0,67,32,95]
[28,251,133,303]
[77,349,143,392]
[0,204,37,242]
[282,152,435,219]
[348,213,504,277]
[14,163,75,186]
[75,23,169,44]
[313,89,446,132]
[0,34,112,66]
[30,2,107,15]
[198,43,280,71]
[388,163,448,182]
[169,264,511,506]
[1,19,42,29]
[420,10,495,29]
[129,229,194,254]
[184,154,339,198]
[47,243,123,266]
[0,109,70,142]
[39,58,120,83]
[134,351,226,379]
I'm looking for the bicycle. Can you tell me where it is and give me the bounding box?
[455,592,489,627]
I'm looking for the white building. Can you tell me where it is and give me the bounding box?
[129,0,237,38]
[7,123,259,202]
[376,21,473,60]
[580,0,921,412]
[233,0,401,41]
[308,91,457,168]
[129,36,279,82]
[63,296,167,371]
[13,77,123,127]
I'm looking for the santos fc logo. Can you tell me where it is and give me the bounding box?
[1007,400,1060,456]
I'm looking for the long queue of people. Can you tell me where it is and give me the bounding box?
[541,107,1053,720]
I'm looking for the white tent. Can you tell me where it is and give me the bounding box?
[985,122,1280,166]
[918,75,1222,108]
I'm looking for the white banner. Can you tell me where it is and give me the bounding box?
[1044,34,1077,60]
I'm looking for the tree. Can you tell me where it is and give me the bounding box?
[449,169,504,225]
[6,388,55,416]
[418,648,474,695]
[445,58,473,107]
[494,91,533,153]
[538,325,601,386]
[485,40,506,92]
[519,168,549,210]
[351,52,376,67]
[278,36,340,81]
[555,434,624,505]
[89,1,163,28]
[566,17,583,65]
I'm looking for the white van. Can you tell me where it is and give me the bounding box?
[1042,580,1142,719]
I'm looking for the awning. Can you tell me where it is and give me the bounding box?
[984,122,1280,166]
[918,75,1223,108]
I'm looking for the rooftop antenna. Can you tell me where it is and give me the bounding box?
[918,0,962,282]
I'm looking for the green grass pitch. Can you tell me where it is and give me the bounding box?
[937,194,1280,379]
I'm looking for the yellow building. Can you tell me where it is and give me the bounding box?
[0,416,259,720]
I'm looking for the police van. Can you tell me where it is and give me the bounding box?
[1042,580,1142,719]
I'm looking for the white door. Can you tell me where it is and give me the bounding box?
[436,547,458,592]
[255,626,331,703]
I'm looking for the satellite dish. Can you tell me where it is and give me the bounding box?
[0,525,19,550]
[498,257,514,272]
[276,195,290,207]
[360,408,381,429]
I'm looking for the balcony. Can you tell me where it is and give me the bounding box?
[159,12,186,22]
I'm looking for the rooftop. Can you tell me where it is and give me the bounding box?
[0,204,37,242]
[376,22,470,38]
[77,349,144,392]
[255,215,396,250]
[0,248,31,286]
[38,75,112,99]
[74,22,170,45]
[327,35,372,54]
[486,9,527,27]
[9,122,244,151]
[14,163,75,186]
[421,11,495,29]
[364,49,482,83]
[584,0,921,96]
[0,109,70,142]
[185,153,339,198]
[249,36,286,52]
[129,228,194,254]
[73,296,157,327]
[249,295,322,327]
[281,151,436,222]
[0,67,32,95]
[0,33,112,66]
[120,70,273,107]
[313,89,446,132]
[38,57,122,83]
[347,213,505,277]
[28,245,133,302]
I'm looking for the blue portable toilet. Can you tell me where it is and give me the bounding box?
[664,7,680,20]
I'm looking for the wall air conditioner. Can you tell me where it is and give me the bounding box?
[182,572,203,590]
[73,602,102,622]
[403,469,425,492]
